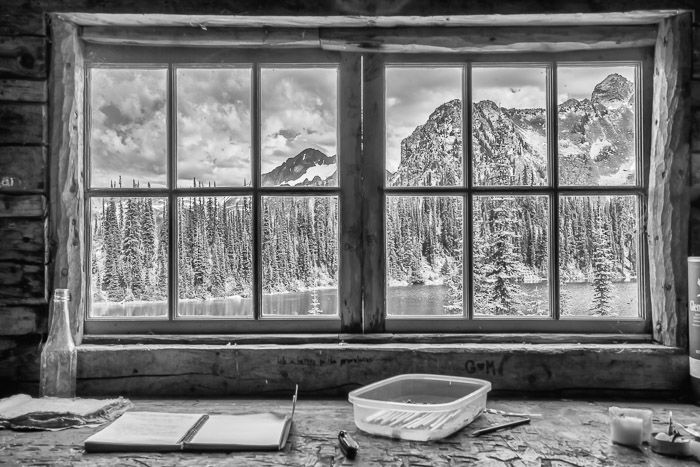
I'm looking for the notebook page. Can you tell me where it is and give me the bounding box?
[186,413,291,450]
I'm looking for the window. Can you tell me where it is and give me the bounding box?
[82,42,651,334]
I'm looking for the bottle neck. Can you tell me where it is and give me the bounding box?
[48,298,73,345]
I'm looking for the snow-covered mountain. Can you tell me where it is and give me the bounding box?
[390,73,635,187]
[261,148,337,187]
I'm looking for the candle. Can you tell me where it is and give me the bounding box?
[609,407,653,443]
[610,412,644,447]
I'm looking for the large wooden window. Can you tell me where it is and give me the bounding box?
[81,42,651,334]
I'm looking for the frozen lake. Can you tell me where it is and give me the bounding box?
[91,282,639,318]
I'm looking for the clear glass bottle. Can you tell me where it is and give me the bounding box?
[40,289,76,397]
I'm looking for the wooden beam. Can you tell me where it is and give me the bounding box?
[0,0,45,36]
[0,218,45,265]
[48,16,86,345]
[76,343,687,396]
[82,26,319,47]
[319,26,657,53]
[61,11,686,28]
[0,104,47,144]
[648,13,693,348]
[0,146,46,191]
[0,37,46,78]
[0,262,45,302]
[0,306,44,335]
[0,194,46,218]
[0,79,47,102]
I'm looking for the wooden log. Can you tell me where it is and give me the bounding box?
[694,108,700,152]
[361,54,385,333]
[82,26,319,47]
[0,79,47,102]
[0,262,45,302]
[0,305,44,335]
[0,218,45,265]
[48,17,85,345]
[60,11,683,28]
[0,146,46,191]
[319,25,657,53]
[0,194,46,217]
[0,36,46,78]
[338,53,362,332]
[76,343,687,396]
[694,26,700,80]
[693,80,700,107]
[0,338,41,395]
[0,0,45,36]
[648,13,693,348]
[0,104,47,144]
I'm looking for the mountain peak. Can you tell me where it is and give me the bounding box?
[261,148,336,187]
[591,73,633,104]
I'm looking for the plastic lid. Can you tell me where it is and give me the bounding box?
[54,289,71,301]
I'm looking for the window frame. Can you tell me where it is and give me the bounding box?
[80,41,653,335]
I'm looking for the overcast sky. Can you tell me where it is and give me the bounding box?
[472,66,547,109]
[385,67,462,173]
[260,67,338,174]
[177,67,252,187]
[558,66,635,102]
[90,68,168,188]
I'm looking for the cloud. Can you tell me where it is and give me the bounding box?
[472,67,546,109]
[557,65,635,102]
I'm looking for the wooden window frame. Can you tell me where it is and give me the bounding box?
[48,14,692,349]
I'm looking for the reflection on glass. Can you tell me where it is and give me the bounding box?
[89,197,168,318]
[89,68,167,188]
[473,196,549,317]
[385,67,463,187]
[558,65,636,186]
[472,66,548,187]
[262,196,339,316]
[176,68,252,188]
[177,196,253,317]
[260,68,338,187]
[559,195,639,317]
[386,196,463,316]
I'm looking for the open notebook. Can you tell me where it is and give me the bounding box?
[84,387,297,453]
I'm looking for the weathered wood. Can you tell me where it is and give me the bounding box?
[0,194,45,217]
[338,53,363,332]
[3,398,700,465]
[0,305,44,335]
[0,36,46,78]
[0,0,45,36]
[0,104,46,144]
[48,17,85,345]
[694,26,700,79]
[0,262,45,302]
[82,26,319,47]
[319,25,658,53]
[81,333,653,345]
[693,79,700,106]
[0,146,46,191]
[0,337,41,395]
[693,108,700,152]
[0,218,45,265]
[76,343,687,396]
[648,13,693,348]
[361,54,385,333]
[0,79,46,102]
[60,10,685,28]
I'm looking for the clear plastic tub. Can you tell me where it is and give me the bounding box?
[348,374,491,441]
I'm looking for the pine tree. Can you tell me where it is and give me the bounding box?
[589,216,615,316]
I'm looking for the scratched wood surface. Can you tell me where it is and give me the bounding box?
[1,398,699,466]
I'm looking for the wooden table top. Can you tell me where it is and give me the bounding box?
[1,398,699,466]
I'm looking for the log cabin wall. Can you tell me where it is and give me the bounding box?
[0,0,698,396]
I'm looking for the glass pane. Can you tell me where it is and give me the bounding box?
[473,196,550,317]
[386,196,464,316]
[176,68,252,187]
[177,196,253,317]
[386,67,463,187]
[89,68,167,188]
[558,65,637,186]
[89,197,168,318]
[472,66,548,187]
[262,196,339,316]
[559,195,639,317]
[260,68,338,187]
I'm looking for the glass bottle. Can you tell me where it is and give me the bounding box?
[40,289,76,397]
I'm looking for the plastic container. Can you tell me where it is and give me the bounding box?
[348,374,491,441]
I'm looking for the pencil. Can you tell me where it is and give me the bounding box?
[471,417,530,437]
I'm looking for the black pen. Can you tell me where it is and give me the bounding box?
[472,417,530,437]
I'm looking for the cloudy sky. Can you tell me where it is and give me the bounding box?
[472,66,547,109]
[558,66,635,102]
[385,67,462,173]
[260,67,338,174]
[177,67,252,187]
[90,68,168,188]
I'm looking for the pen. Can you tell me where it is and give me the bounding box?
[472,417,530,437]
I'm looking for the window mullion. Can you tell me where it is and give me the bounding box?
[465,62,473,320]
[168,64,177,322]
[549,62,560,321]
[252,64,261,321]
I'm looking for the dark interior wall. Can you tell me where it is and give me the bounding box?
[0,0,698,395]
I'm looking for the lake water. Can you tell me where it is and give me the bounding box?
[91,282,640,318]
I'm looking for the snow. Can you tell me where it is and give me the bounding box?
[287,163,336,186]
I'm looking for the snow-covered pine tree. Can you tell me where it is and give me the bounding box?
[589,214,615,316]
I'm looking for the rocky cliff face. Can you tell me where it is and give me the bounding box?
[261,148,337,187]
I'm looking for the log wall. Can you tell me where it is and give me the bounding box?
[0,0,698,396]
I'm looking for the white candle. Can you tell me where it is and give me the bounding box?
[610,414,644,447]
